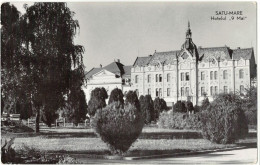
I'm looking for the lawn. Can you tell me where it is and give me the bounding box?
[3,127,252,157]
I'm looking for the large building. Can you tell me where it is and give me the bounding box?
[131,23,256,106]
[84,60,131,102]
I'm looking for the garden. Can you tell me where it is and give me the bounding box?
[1,87,257,164]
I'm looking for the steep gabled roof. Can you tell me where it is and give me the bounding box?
[149,50,179,65]
[122,65,132,78]
[198,47,231,62]
[85,62,132,79]
[133,56,152,67]
[232,48,253,60]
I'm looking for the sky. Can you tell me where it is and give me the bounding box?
[12,2,257,71]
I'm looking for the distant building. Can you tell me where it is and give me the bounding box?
[84,59,131,102]
[131,22,256,106]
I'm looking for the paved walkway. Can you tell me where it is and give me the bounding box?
[73,148,257,164]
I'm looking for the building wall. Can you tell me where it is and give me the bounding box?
[131,58,251,106]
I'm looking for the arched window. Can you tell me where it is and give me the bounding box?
[167,73,171,82]
[156,74,158,82]
[159,74,162,82]
[215,86,218,95]
[186,72,189,81]
[181,87,184,96]
[181,73,184,81]
[240,85,244,95]
[223,70,228,79]
[214,71,218,80]
[201,71,205,80]
[135,75,139,83]
[185,87,189,96]
[159,88,162,97]
[156,88,159,96]
[210,86,213,95]
[239,69,244,79]
[147,74,151,83]
[210,71,213,80]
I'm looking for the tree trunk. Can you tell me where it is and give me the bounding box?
[35,107,40,133]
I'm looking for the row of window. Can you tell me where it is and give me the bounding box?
[140,85,245,97]
[135,69,245,83]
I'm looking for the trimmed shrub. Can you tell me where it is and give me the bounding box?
[200,94,248,144]
[185,101,194,113]
[201,97,210,111]
[125,91,140,111]
[174,101,186,113]
[157,110,201,130]
[154,98,168,121]
[91,102,144,155]
[88,87,108,116]
[108,88,124,105]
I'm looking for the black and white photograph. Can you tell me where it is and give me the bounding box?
[1,1,258,164]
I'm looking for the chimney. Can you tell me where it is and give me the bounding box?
[237,47,240,49]
[149,54,152,57]
[117,59,120,63]
[155,50,157,53]
[100,64,102,68]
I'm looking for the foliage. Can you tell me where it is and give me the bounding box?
[91,102,144,155]
[201,97,210,111]
[139,95,154,124]
[125,90,140,111]
[242,86,257,125]
[157,110,201,130]
[193,105,200,113]
[200,94,248,144]
[154,98,167,120]
[185,101,194,112]
[1,2,85,132]
[108,88,124,105]
[1,120,34,133]
[88,87,108,116]
[174,101,186,113]
[64,89,88,126]
[1,137,16,163]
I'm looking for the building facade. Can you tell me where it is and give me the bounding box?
[84,60,131,102]
[131,23,256,105]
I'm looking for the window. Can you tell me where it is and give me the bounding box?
[215,86,218,95]
[147,74,151,83]
[239,69,244,79]
[240,85,244,95]
[201,71,205,80]
[159,74,162,82]
[135,75,139,83]
[167,73,171,82]
[210,71,213,80]
[214,71,218,80]
[223,70,228,79]
[186,72,190,81]
[185,87,189,96]
[135,89,139,97]
[210,86,214,96]
[201,87,205,96]
[181,73,184,81]
[159,88,162,97]
[156,88,159,97]
[167,88,170,96]
[156,74,158,82]
[224,86,228,94]
[148,88,151,95]
[181,87,184,96]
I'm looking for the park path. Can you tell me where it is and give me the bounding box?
[73,148,257,164]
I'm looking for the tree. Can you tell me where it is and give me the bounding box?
[88,87,108,116]
[201,97,210,111]
[108,88,124,105]
[185,101,194,113]
[201,94,248,144]
[140,95,154,124]
[20,3,85,131]
[125,90,140,111]
[174,101,186,113]
[154,98,168,121]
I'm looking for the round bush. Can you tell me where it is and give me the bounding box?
[200,94,248,144]
[91,102,144,155]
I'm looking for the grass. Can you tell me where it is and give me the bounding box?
[2,126,256,157]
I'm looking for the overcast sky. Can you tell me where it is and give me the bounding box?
[12,2,257,71]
